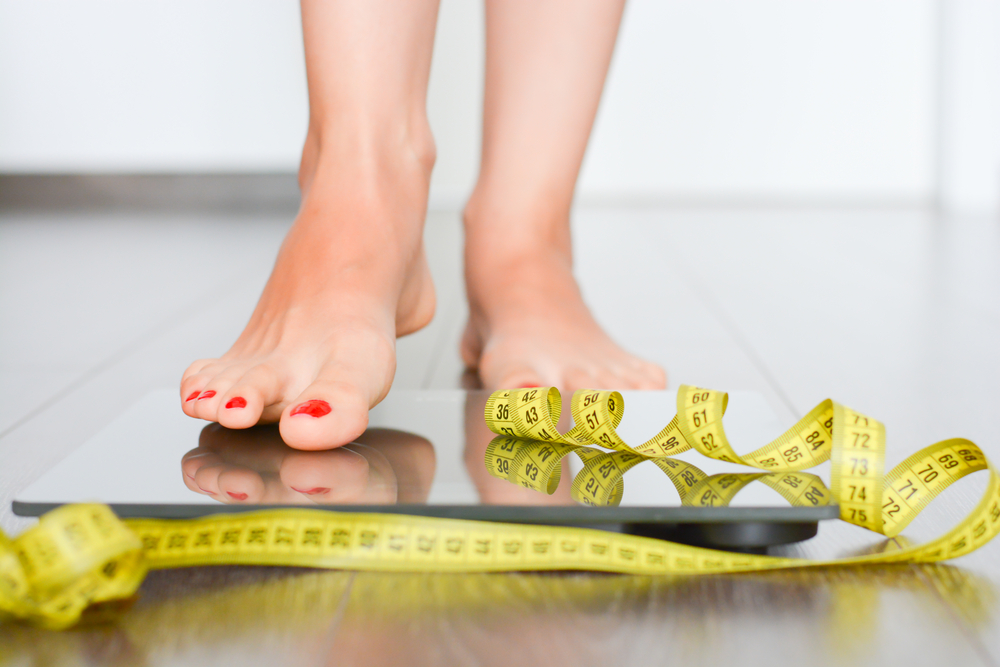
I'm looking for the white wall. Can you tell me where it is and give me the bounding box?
[0,1,309,171]
[938,0,1000,213]
[0,0,997,212]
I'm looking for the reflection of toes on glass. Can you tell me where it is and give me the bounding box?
[290,487,330,496]
[184,424,435,506]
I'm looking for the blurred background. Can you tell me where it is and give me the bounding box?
[1,0,998,213]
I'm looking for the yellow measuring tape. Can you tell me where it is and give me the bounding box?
[1,385,996,629]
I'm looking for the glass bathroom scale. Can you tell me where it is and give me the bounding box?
[13,389,838,552]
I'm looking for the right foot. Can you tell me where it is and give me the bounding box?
[180,139,435,450]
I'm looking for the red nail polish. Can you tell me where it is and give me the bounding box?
[185,391,201,402]
[519,384,541,388]
[197,485,212,493]
[292,487,330,495]
[227,491,248,501]
[225,397,247,409]
[290,399,331,418]
[197,390,216,401]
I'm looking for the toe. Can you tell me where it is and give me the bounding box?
[280,380,370,450]
[181,449,222,494]
[491,360,546,390]
[217,363,286,429]
[496,372,546,390]
[216,466,267,503]
[279,332,394,450]
[190,458,227,498]
[190,365,250,421]
[181,362,222,416]
[280,448,372,502]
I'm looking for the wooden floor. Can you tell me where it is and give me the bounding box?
[1,201,998,666]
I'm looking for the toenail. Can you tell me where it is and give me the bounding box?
[197,390,216,401]
[197,485,213,494]
[519,384,541,388]
[227,491,248,501]
[291,487,330,495]
[185,391,201,402]
[225,397,247,409]
[290,399,332,418]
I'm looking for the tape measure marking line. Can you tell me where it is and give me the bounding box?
[124,509,808,574]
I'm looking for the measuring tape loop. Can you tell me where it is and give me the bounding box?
[483,433,833,510]
[1,385,996,629]
[484,385,998,554]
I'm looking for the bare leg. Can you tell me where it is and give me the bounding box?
[180,0,440,449]
[463,0,666,391]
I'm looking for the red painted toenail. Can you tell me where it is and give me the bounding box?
[290,399,332,418]
[225,397,247,409]
[185,391,201,402]
[519,384,541,388]
[292,487,330,495]
[227,491,248,501]
[197,390,216,401]
[197,485,212,493]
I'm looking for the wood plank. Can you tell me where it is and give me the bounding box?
[0,567,355,666]
[327,568,987,667]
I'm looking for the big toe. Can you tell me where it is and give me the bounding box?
[279,381,371,450]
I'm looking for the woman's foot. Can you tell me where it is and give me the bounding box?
[461,207,666,392]
[180,137,436,450]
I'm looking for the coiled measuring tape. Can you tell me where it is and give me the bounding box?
[1,385,996,629]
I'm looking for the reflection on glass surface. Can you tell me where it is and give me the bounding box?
[18,387,835,515]
[473,391,833,510]
[462,392,575,506]
[179,390,834,509]
[182,424,437,505]
[181,391,579,507]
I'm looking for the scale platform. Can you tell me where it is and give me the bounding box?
[13,389,838,553]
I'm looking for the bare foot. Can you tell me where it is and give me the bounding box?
[180,138,435,450]
[461,208,666,391]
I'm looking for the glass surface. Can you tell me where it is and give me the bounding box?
[14,389,839,522]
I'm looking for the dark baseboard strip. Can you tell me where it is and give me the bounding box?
[0,173,301,214]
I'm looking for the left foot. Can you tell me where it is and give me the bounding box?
[461,207,666,391]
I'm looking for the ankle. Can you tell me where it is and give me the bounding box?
[299,116,436,200]
[463,193,574,279]
[464,181,574,244]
